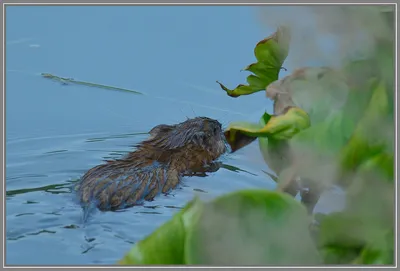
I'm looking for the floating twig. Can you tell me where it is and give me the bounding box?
[41,73,143,95]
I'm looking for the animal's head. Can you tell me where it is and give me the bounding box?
[146,117,227,158]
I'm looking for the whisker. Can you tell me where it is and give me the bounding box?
[179,107,190,120]
[190,105,197,117]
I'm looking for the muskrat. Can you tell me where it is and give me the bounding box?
[75,117,227,211]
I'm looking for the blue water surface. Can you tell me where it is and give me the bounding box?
[5,5,345,266]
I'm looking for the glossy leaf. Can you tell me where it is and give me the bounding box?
[261,108,310,140]
[217,26,290,97]
[224,108,310,154]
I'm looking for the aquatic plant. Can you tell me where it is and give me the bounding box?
[118,6,394,266]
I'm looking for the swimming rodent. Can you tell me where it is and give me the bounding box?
[75,117,227,211]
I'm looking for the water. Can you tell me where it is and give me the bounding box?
[5,6,277,265]
[5,6,344,266]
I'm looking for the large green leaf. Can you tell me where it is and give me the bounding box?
[217,26,290,97]
[318,207,394,265]
[119,190,320,265]
[339,79,393,179]
[118,199,198,265]
[185,190,320,265]
[291,111,351,155]
[316,78,395,265]
[353,229,394,265]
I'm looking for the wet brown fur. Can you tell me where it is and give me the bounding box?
[75,117,226,211]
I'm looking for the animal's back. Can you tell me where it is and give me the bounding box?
[76,161,180,211]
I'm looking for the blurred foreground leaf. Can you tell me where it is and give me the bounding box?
[119,7,395,266]
[119,190,320,265]
[266,67,349,120]
[339,79,394,182]
[318,211,394,265]
[118,199,200,265]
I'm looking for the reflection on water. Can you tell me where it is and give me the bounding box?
[221,163,259,176]
[6,180,77,197]
[26,229,57,236]
[85,132,149,143]
[193,188,208,193]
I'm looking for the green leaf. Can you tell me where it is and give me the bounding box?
[317,212,368,264]
[355,246,393,265]
[318,212,368,249]
[118,198,201,265]
[257,123,293,177]
[290,110,353,156]
[225,108,309,147]
[223,121,263,153]
[244,61,283,82]
[317,211,394,265]
[217,26,290,97]
[119,190,320,265]
[118,213,185,264]
[339,79,393,177]
[259,108,310,140]
[216,82,261,98]
[345,157,394,229]
[225,121,265,138]
[354,230,394,265]
[224,108,309,175]
[185,190,320,265]
[321,245,362,264]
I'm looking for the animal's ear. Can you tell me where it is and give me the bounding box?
[149,124,175,136]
